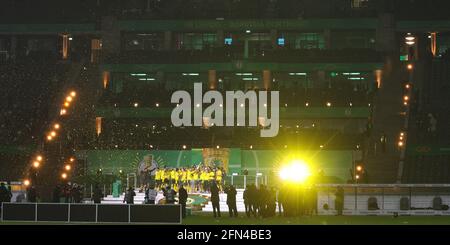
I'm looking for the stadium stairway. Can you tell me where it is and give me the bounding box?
[101,188,248,212]
[365,60,404,183]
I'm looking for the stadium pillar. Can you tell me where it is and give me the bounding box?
[263,70,271,90]
[216,30,224,47]
[430,32,437,57]
[164,31,172,50]
[208,70,217,90]
[100,16,121,56]
[376,13,396,52]
[324,29,331,49]
[10,35,17,61]
[91,39,102,63]
[62,34,69,60]
[102,71,110,89]
[270,29,277,49]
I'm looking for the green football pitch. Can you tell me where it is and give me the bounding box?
[2,212,450,225]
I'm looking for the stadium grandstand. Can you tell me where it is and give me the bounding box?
[1,0,450,220]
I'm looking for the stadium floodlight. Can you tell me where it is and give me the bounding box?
[405,34,415,46]
[23,179,30,186]
[279,159,311,183]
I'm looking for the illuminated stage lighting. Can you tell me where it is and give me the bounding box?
[279,159,311,183]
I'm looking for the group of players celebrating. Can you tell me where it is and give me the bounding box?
[144,165,226,193]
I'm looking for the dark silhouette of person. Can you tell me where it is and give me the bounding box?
[277,186,286,216]
[124,187,136,204]
[52,185,61,203]
[92,184,103,204]
[335,186,345,216]
[225,185,238,217]
[145,185,158,204]
[267,187,277,217]
[27,186,37,202]
[210,182,221,218]
[164,185,177,204]
[243,185,254,217]
[178,185,188,218]
[72,185,82,203]
[0,182,12,207]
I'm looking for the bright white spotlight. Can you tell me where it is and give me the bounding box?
[279,160,311,183]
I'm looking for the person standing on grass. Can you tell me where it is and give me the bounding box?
[145,185,158,204]
[178,185,188,218]
[0,182,12,208]
[164,185,177,204]
[335,186,344,216]
[92,184,103,204]
[124,187,136,204]
[243,185,253,217]
[210,182,221,218]
[225,185,238,217]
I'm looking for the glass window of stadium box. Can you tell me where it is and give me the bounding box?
[437,32,450,55]
[174,33,217,50]
[224,32,271,58]
[272,72,312,90]
[282,32,325,50]
[330,30,376,49]
[216,72,263,91]
[123,32,164,51]
[164,72,208,91]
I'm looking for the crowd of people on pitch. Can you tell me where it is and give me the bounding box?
[241,184,318,218]
[52,183,84,203]
[142,165,227,193]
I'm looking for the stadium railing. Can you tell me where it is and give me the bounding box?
[316,184,450,216]
[1,202,181,224]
